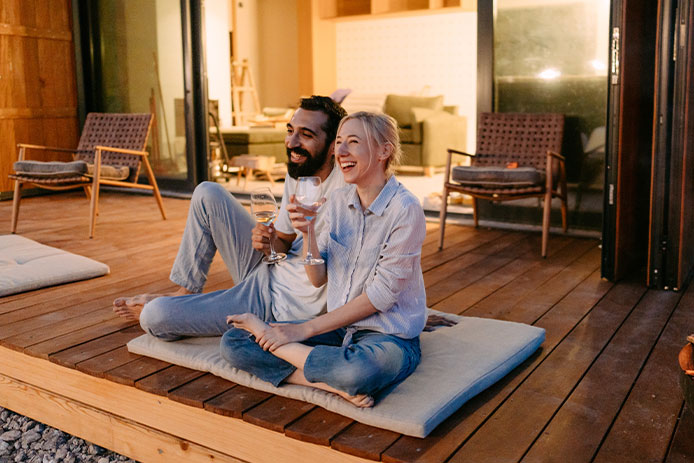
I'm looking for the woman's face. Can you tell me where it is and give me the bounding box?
[335,118,385,186]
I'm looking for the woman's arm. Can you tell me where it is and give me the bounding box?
[254,293,377,351]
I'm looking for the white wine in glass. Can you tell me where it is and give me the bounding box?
[295,176,324,265]
[250,188,287,264]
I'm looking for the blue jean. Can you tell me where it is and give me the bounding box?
[220,326,421,397]
[140,182,269,341]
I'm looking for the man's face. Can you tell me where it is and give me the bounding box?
[285,108,332,179]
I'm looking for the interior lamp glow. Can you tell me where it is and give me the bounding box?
[537,68,561,79]
[590,60,607,72]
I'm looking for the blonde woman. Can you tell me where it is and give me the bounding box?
[222,112,426,407]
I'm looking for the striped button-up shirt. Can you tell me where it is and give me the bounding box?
[317,175,427,339]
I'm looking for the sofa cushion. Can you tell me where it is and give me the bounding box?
[385,95,444,128]
[341,92,387,114]
[452,165,543,188]
[13,160,87,178]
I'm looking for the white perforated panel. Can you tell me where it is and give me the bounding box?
[336,12,477,152]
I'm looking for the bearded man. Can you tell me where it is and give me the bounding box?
[113,96,347,340]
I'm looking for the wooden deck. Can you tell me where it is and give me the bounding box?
[1,190,693,463]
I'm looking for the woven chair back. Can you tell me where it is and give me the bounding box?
[75,113,153,182]
[474,113,564,171]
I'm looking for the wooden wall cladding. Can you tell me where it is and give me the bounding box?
[0,0,79,194]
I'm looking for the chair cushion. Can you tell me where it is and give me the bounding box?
[452,165,543,188]
[13,160,87,178]
[385,95,444,128]
[86,163,130,181]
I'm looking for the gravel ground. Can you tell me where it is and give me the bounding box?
[0,407,137,463]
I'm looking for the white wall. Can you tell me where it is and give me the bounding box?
[205,0,232,127]
[336,12,477,152]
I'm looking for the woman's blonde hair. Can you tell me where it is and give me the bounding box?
[337,111,402,175]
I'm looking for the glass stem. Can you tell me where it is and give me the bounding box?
[268,231,277,258]
[306,222,313,260]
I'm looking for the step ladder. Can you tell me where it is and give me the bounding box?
[231,59,261,126]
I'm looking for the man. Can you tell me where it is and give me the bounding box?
[113,95,348,340]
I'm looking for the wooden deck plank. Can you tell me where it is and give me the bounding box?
[204,385,272,418]
[242,396,315,433]
[522,289,684,462]
[435,237,592,315]
[136,365,207,396]
[420,228,505,271]
[460,245,601,324]
[168,374,236,408]
[0,345,371,463]
[665,406,694,463]
[448,280,664,463]
[76,346,140,377]
[49,325,143,368]
[103,355,171,386]
[285,407,355,446]
[332,423,401,461]
[587,286,694,463]
[382,269,615,463]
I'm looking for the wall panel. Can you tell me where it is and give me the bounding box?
[0,0,78,195]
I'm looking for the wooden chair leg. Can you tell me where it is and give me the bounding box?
[438,186,449,250]
[561,196,568,232]
[472,197,479,228]
[11,180,22,233]
[541,190,552,258]
[89,152,102,239]
[142,155,167,220]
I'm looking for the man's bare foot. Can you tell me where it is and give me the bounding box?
[226,313,269,338]
[113,287,191,321]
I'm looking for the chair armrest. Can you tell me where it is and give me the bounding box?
[447,148,475,157]
[17,143,77,153]
[94,145,149,157]
[545,150,566,189]
[547,150,565,162]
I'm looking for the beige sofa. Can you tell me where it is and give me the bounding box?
[383,94,467,176]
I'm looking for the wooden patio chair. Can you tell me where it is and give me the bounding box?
[9,113,166,238]
[439,112,567,257]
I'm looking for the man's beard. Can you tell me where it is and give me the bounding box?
[286,145,332,179]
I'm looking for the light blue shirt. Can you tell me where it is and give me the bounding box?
[317,175,427,339]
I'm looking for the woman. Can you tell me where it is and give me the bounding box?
[221,112,427,407]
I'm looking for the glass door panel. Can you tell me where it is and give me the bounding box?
[92,0,188,181]
[493,0,611,229]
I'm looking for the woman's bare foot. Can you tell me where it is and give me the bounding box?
[226,313,269,338]
[113,287,191,321]
[336,390,375,408]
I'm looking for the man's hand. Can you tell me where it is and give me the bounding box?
[255,322,311,351]
[251,222,274,255]
[423,314,457,332]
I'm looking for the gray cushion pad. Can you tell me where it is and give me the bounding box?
[127,310,545,437]
[0,235,110,297]
[13,160,87,178]
[452,165,543,187]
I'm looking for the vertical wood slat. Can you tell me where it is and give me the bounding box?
[0,0,77,193]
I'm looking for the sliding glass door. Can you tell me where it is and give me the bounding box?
[75,0,208,193]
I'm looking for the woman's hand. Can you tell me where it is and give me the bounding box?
[255,322,312,351]
[288,195,325,234]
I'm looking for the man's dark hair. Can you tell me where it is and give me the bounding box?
[299,95,347,143]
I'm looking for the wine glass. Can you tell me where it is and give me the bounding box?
[250,187,287,264]
[295,176,324,265]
